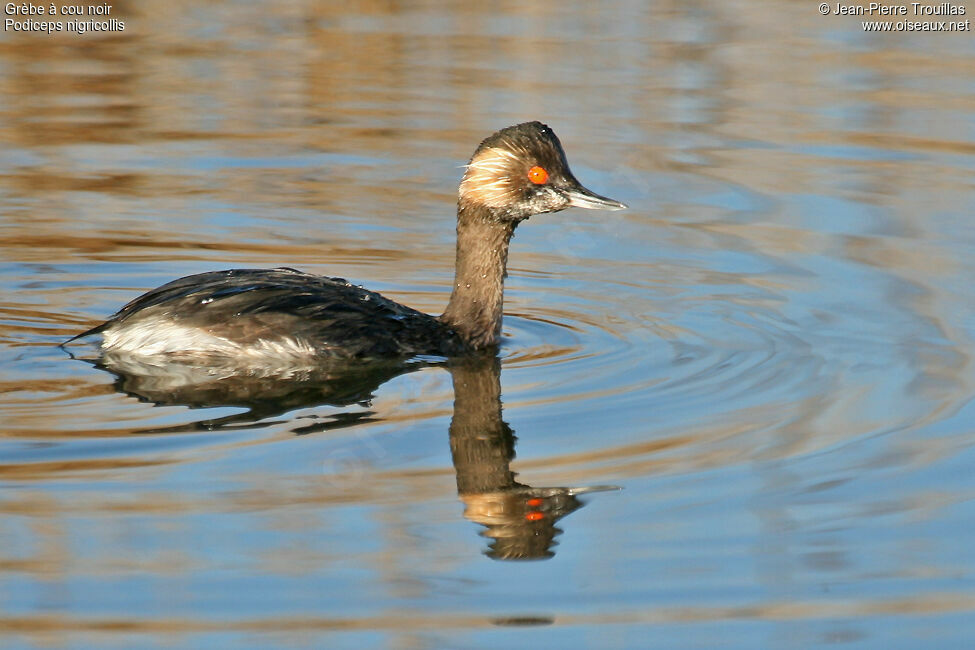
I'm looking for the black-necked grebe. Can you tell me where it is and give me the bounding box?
[67,122,626,362]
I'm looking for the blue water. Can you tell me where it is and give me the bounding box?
[1,1,974,648]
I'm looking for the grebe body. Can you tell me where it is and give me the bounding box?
[68,122,626,363]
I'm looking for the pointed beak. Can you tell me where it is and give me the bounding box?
[563,184,627,211]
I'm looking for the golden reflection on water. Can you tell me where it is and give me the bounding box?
[0,590,972,633]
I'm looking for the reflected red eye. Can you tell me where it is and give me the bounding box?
[527,166,549,185]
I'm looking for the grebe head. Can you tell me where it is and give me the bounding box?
[459,121,627,222]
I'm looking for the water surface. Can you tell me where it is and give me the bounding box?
[1,1,974,648]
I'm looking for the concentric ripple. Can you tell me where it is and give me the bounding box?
[490,219,971,477]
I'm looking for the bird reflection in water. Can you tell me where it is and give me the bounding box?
[448,355,617,560]
[91,350,430,429]
[77,349,617,559]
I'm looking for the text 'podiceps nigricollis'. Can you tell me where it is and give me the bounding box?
[67,122,627,362]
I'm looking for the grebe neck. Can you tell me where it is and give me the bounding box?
[439,202,517,348]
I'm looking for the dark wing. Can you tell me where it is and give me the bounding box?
[69,268,460,358]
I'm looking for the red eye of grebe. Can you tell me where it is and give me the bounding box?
[527,166,549,185]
